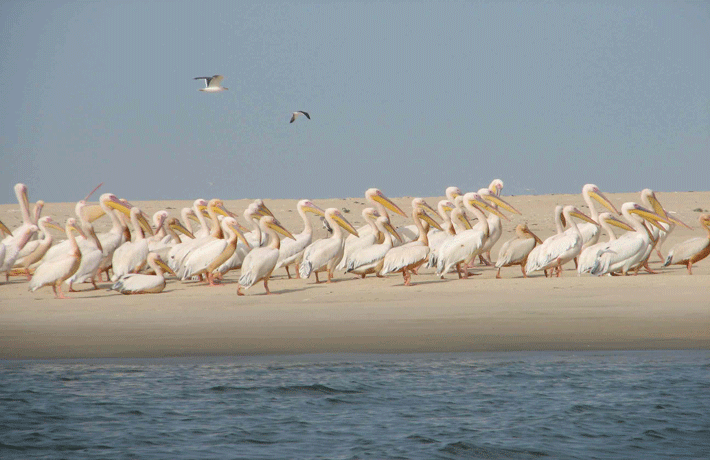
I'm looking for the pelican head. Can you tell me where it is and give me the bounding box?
[584,184,620,215]
[261,216,296,240]
[298,199,326,217]
[445,186,463,201]
[478,188,521,215]
[412,198,440,218]
[326,208,359,237]
[365,188,407,217]
[168,218,195,239]
[466,192,507,220]
[488,179,504,196]
[565,205,599,226]
[414,208,444,232]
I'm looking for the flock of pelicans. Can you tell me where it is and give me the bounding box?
[1,180,709,298]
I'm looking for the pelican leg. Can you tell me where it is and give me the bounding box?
[456,262,463,279]
[237,285,245,296]
[496,268,502,279]
[67,280,78,292]
[90,278,98,290]
[25,268,32,281]
[643,262,659,274]
[285,266,292,279]
[327,270,334,283]
[687,261,693,275]
[207,272,224,286]
[403,270,413,286]
[314,272,322,284]
[478,254,492,266]
[294,264,301,279]
[54,282,69,299]
[656,248,664,262]
[263,277,274,294]
[521,264,529,278]
[573,257,579,269]
[556,260,563,277]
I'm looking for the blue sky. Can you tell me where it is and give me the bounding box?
[1,1,708,204]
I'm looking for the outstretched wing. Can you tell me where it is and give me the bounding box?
[194,76,211,87]
[208,75,224,87]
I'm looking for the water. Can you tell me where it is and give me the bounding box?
[1,351,708,459]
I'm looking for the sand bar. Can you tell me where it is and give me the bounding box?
[1,191,709,359]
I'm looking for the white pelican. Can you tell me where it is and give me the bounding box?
[13,217,64,280]
[662,214,710,274]
[339,189,406,270]
[195,75,228,92]
[475,187,522,265]
[182,217,249,285]
[2,183,33,243]
[346,215,399,277]
[149,217,194,262]
[275,200,326,278]
[28,219,83,298]
[111,207,151,281]
[300,208,359,283]
[494,224,543,279]
[525,206,598,277]
[380,207,443,285]
[337,207,402,274]
[93,194,132,281]
[435,193,505,279]
[396,198,440,243]
[110,253,176,294]
[426,200,458,255]
[168,199,210,270]
[590,203,671,276]
[174,199,230,278]
[564,184,620,252]
[427,205,473,269]
[238,216,295,295]
[640,189,692,261]
[1,224,37,280]
[577,213,635,275]
[290,111,310,123]
[64,201,105,291]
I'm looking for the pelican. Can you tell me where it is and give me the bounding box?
[427,205,473,269]
[475,187,522,265]
[495,224,543,278]
[396,198,441,243]
[290,111,310,123]
[426,200,458,255]
[300,208,359,283]
[339,188,406,270]
[111,207,151,281]
[13,217,64,279]
[525,206,598,277]
[174,199,230,278]
[275,200,326,278]
[181,217,250,285]
[195,75,228,92]
[564,184,620,253]
[662,214,710,274]
[380,208,443,285]
[64,201,106,291]
[168,199,210,269]
[110,253,176,294]
[346,215,399,277]
[238,216,295,295]
[590,203,671,276]
[435,193,505,279]
[577,213,635,275]
[337,207,402,274]
[93,194,133,281]
[149,217,194,261]
[29,219,83,298]
[640,189,692,261]
[1,224,37,280]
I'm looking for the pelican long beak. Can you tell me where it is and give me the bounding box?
[68,221,87,239]
[373,191,407,217]
[668,214,693,230]
[268,219,296,240]
[332,211,359,237]
[420,210,444,232]
[419,200,440,218]
[211,201,231,218]
[483,194,521,215]
[645,192,669,221]
[441,201,455,213]
[84,205,106,223]
[303,202,326,217]
[44,219,65,232]
[383,220,403,243]
[628,204,671,230]
[569,209,598,226]
[605,216,635,232]
[257,202,274,217]
[103,197,153,235]
[169,220,195,239]
[0,220,12,236]
[589,188,620,215]
[227,221,251,249]
[155,256,176,277]
[187,213,201,224]
[471,197,508,220]
[458,212,473,230]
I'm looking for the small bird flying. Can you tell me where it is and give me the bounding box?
[194,75,228,92]
[290,111,310,123]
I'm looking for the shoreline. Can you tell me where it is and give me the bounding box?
[2,191,709,360]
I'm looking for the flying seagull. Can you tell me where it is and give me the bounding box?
[290,111,310,123]
[194,75,228,92]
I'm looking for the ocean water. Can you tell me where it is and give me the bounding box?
[1,350,708,459]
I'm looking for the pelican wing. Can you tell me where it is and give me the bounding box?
[239,247,279,288]
[181,238,229,279]
[591,235,646,275]
[664,237,709,265]
[112,273,166,294]
[276,232,311,268]
[495,237,536,268]
[381,242,429,275]
[299,238,343,278]
[435,230,484,276]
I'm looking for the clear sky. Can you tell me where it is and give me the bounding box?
[1,1,708,204]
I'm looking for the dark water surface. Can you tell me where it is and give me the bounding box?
[1,350,708,459]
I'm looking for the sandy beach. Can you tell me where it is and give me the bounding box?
[1,191,709,359]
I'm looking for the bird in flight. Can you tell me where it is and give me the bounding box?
[194,75,228,92]
[290,111,310,123]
